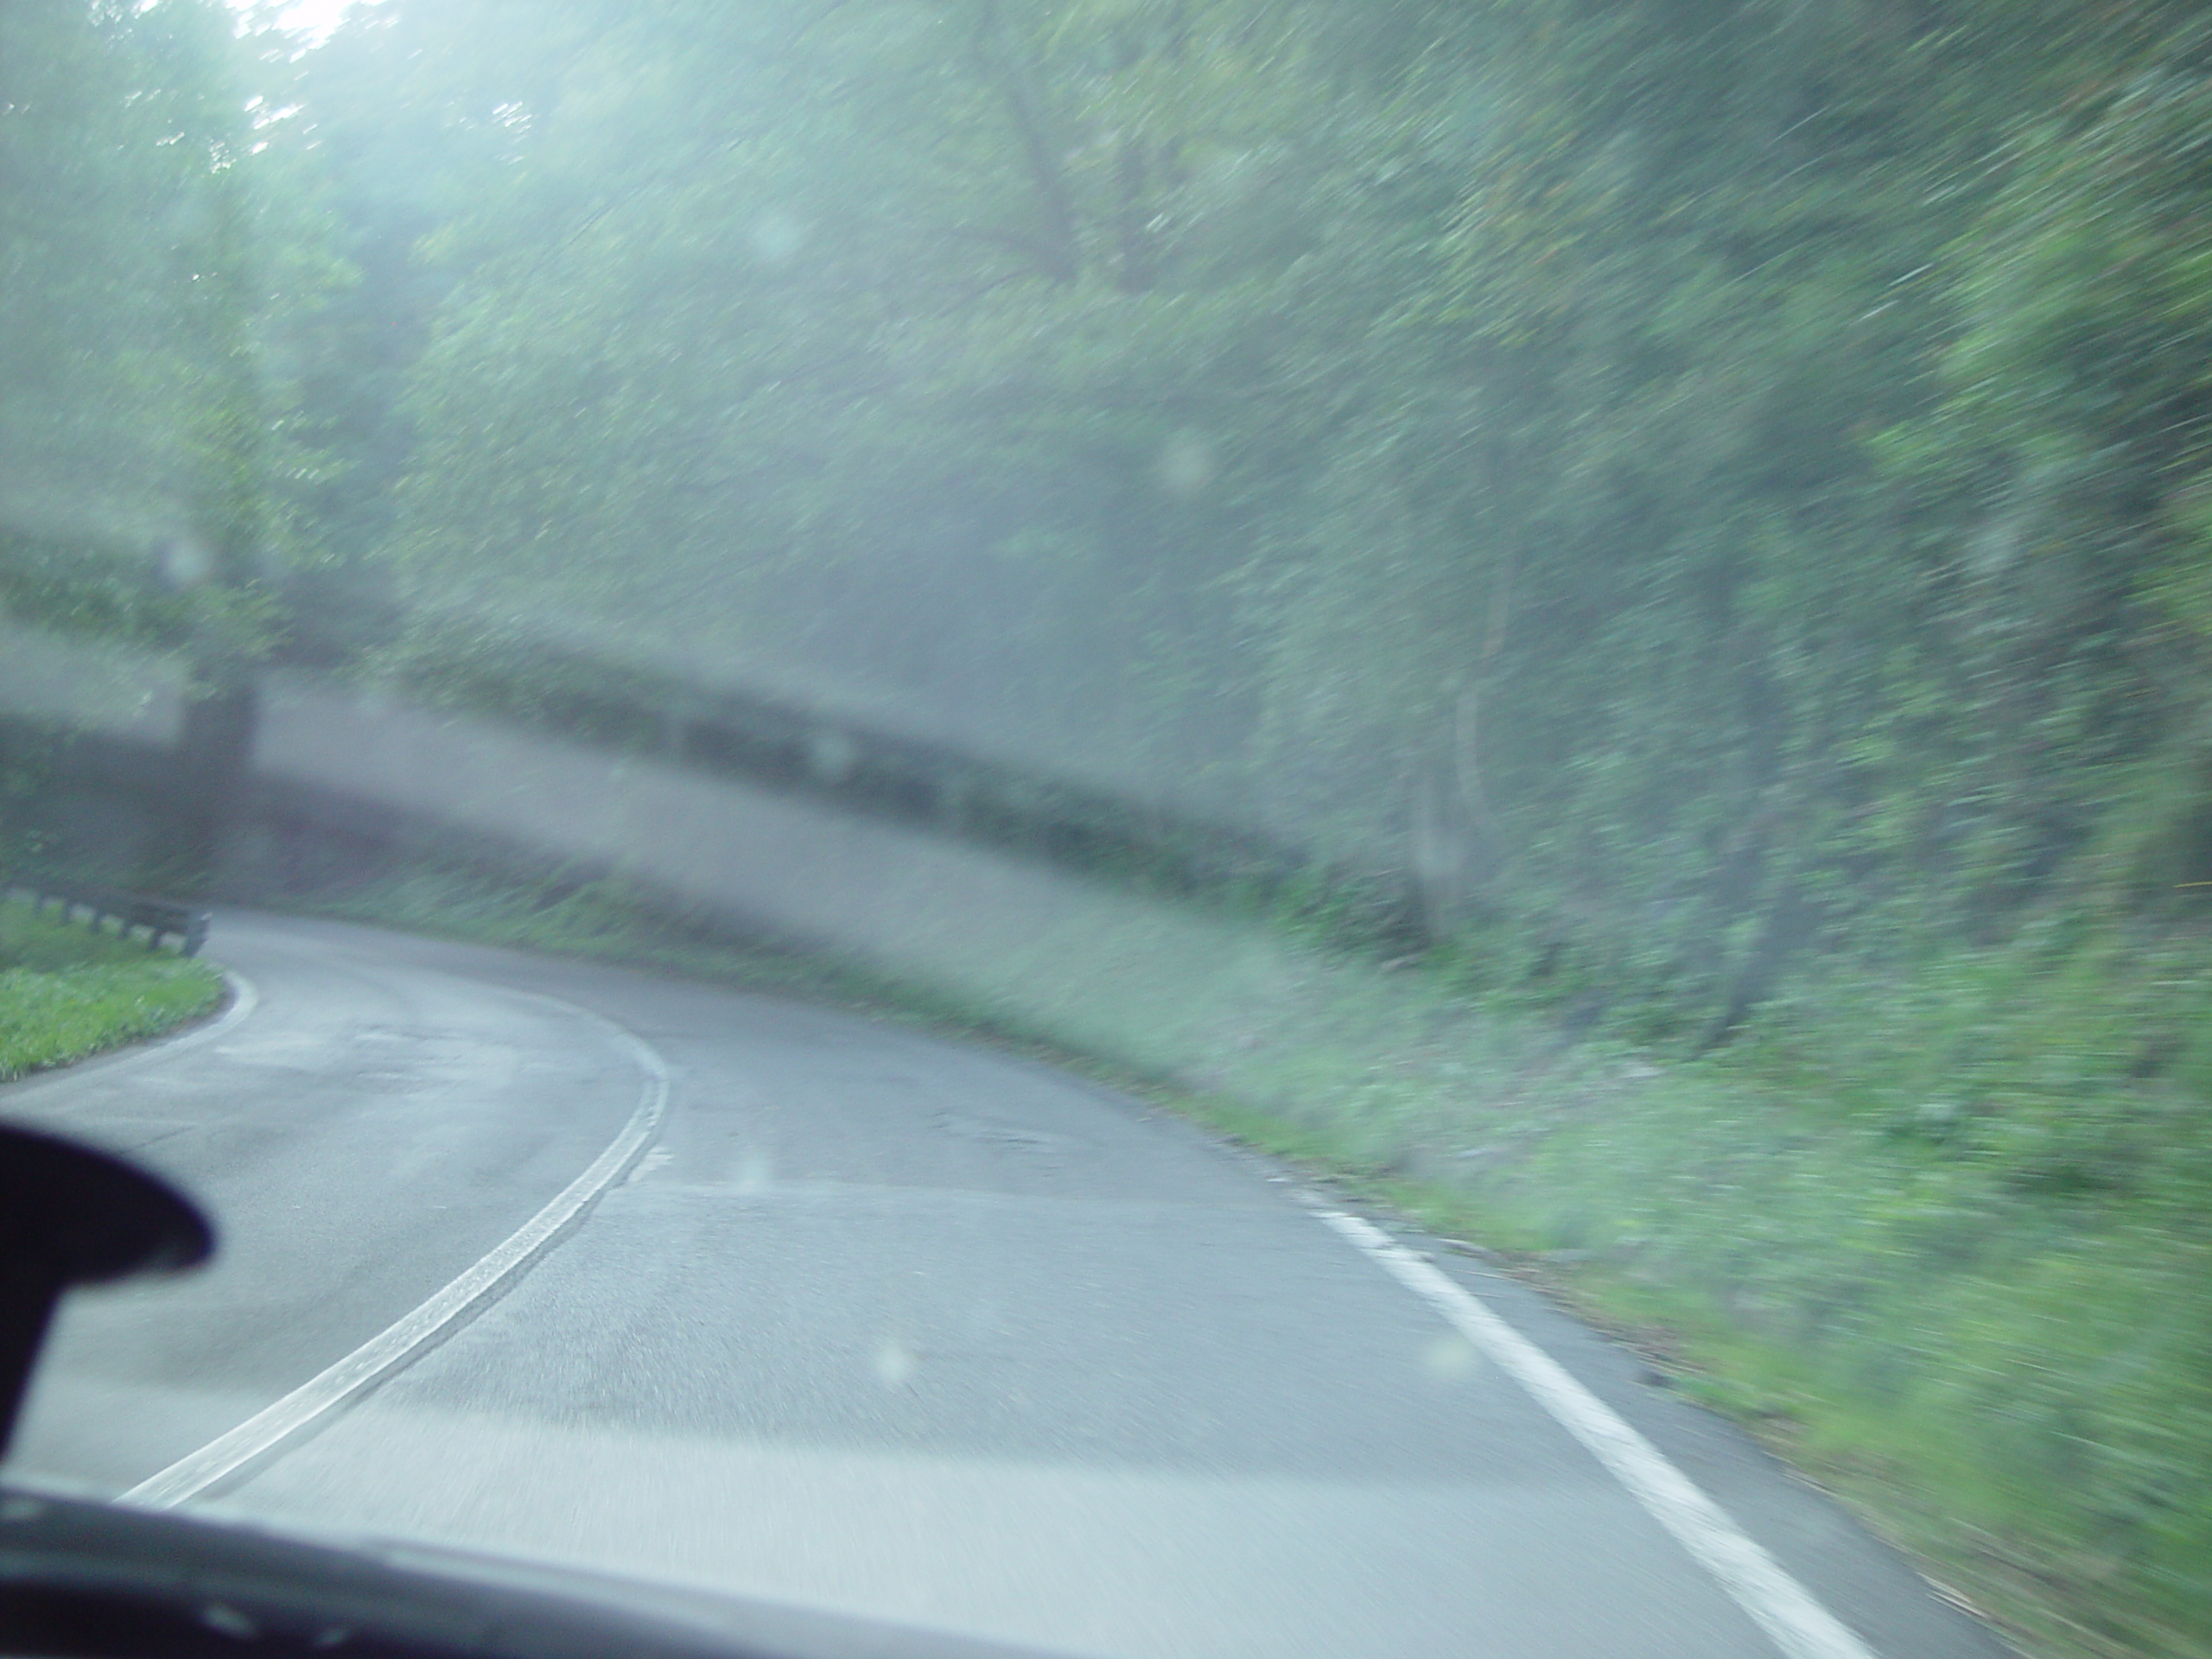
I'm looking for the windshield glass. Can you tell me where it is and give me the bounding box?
[3,4,2207,1657]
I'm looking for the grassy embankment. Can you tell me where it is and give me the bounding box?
[292,863,2204,1659]
[0,896,225,1081]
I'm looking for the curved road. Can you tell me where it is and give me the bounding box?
[3,912,2011,1659]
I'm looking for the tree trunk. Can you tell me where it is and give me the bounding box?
[972,0,1083,284]
[163,671,260,892]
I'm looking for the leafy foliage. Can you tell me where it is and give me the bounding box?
[0,1,338,633]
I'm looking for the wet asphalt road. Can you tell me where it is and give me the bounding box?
[3,912,2014,1659]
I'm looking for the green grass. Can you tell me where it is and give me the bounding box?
[0,898,226,1081]
[1178,1059,2210,1659]
[288,862,2208,1659]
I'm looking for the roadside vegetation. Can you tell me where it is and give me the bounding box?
[0,898,223,1082]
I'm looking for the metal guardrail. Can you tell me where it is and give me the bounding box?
[3,877,209,957]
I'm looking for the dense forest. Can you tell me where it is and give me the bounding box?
[15,0,2212,1015]
[5,1,2212,1651]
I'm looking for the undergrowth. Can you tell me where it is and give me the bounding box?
[0,898,224,1081]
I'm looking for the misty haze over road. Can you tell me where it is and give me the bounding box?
[9,2,2212,1652]
[6,912,2004,1659]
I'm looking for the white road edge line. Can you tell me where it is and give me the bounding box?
[1,968,260,1105]
[1319,1210,1879,1659]
[119,1001,670,1510]
[149,968,261,1060]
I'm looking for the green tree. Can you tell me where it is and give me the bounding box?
[1,0,346,881]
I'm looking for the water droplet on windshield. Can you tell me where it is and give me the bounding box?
[1425,1332,1480,1381]
[1157,430,1217,498]
[156,535,213,588]
[874,1337,917,1388]
[751,213,810,265]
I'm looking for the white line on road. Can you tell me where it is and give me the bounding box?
[1319,1210,1879,1659]
[120,998,671,1510]
[174,969,262,1056]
